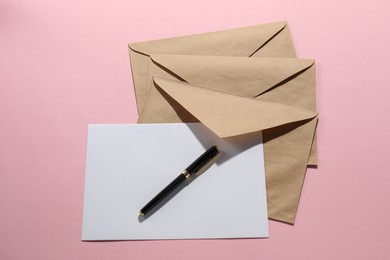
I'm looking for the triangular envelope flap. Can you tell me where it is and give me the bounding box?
[154,77,317,138]
[129,21,287,57]
[151,54,314,98]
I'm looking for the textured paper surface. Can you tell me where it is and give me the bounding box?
[82,123,268,240]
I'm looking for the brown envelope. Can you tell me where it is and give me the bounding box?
[135,55,318,224]
[128,21,296,112]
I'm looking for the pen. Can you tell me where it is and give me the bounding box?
[139,145,219,216]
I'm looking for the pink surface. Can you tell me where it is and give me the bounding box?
[1,0,390,259]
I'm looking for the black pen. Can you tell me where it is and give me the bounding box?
[139,145,219,216]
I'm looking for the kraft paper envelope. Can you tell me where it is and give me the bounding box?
[129,21,296,112]
[136,55,318,224]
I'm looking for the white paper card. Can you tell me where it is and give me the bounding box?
[82,123,268,240]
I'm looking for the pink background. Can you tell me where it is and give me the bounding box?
[1,0,390,259]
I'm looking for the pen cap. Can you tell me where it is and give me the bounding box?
[185,146,219,174]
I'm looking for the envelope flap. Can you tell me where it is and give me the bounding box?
[150,54,314,97]
[129,21,287,57]
[154,77,317,138]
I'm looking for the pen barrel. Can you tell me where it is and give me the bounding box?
[140,173,187,216]
[186,146,219,174]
